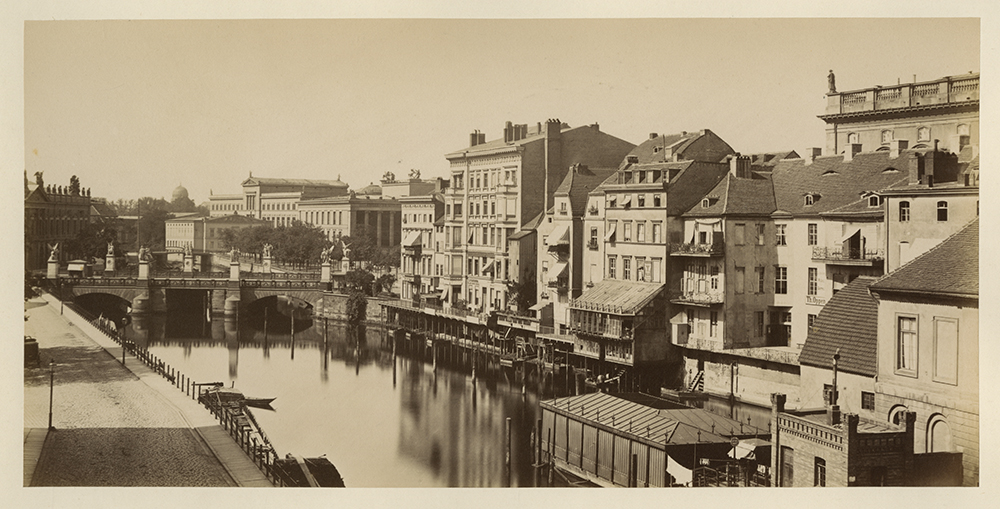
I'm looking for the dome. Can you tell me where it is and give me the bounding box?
[172,184,189,201]
[357,182,382,196]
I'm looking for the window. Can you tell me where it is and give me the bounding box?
[756,266,766,293]
[807,224,818,246]
[559,201,567,215]
[734,223,745,245]
[623,222,632,242]
[710,311,718,337]
[756,223,765,245]
[805,195,815,206]
[897,316,918,374]
[636,257,646,281]
[652,223,662,244]
[807,267,818,295]
[710,265,719,290]
[780,447,794,487]
[847,132,858,144]
[775,267,788,294]
[735,267,745,294]
[937,201,948,222]
[899,201,910,222]
[869,196,880,207]
[590,227,598,247]
[823,384,835,406]
[638,194,645,207]
[808,314,817,333]
[702,198,710,208]
[651,258,661,283]
[814,457,826,487]
[756,312,765,337]
[637,223,646,242]
[623,257,631,280]
[775,224,787,246]
[608,256,616,279]
[933,317,959,384]
[862,391,875,411]
[653,194,662,207]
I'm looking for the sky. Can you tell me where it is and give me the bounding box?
[20,18,981,204]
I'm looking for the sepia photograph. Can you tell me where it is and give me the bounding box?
[7,2,995,508]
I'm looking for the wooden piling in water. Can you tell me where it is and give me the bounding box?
[504,417,512,487]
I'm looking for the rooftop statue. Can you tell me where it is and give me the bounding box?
[48,243,59,262]
[828,70,837,94]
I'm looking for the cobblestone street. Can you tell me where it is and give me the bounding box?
[24,296,236,486]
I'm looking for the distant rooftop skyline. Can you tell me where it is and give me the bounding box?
[20,18,980,204]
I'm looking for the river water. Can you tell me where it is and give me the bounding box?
[125,308,547,487]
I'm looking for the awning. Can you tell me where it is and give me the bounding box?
[546,222,570,246]
[666,453,693,486]
[402,230,422,247]
[441,286,451,302]
[695,218,722,225]
[841,228,861,242]
[620,194,632,207]
[547,262,569,282]
[482,259,495,274]
[604,222,617,241]
[529,302,551,311]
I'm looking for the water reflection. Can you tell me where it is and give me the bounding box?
[133,307,546,487]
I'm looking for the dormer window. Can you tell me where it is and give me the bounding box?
[868,196,880,207]
[627,155,639,164]
[804,195,815,206]
[702,198,710,208]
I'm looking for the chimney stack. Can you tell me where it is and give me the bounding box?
[829,349,841,426]
[843,143,862,162]
[470,130,484,147]
[907,152,923,185]
[804,147,822,165]
[504,121,513,143]
[649,132,658,140]
[729,154,752,178]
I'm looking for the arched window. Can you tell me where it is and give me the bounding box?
[869,196,880,207]
[847,132,859,144]
[899,201,910,222]
[805,195,815,206]
[889,405,909,426]
[927,414,954,452]
[937,201,948,222]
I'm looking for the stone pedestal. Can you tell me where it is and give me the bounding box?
[138,260,150,279]
[183,254,193,274]
[47,259,58,279]
[229,261,240,281]
[105,255,116,274]
[321,262,331,283]
[263,256,272,274]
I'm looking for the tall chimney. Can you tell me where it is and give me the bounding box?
[907,152,923,184]
[843,143,862,162]
[890,139,909,159]
[829,349,841,426]
[504,121,513,143]
[804,147,822,166]
[729,154,752,178]
[543,118,563,215]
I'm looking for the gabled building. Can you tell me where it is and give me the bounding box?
[535,164,617,331]
[868,218,978,486]
[440,119,634,313]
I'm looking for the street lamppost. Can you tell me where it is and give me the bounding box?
[48,359,55,430]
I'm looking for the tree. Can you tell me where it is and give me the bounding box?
[374,273,397,295]
[65,220,119,261]
[345,291,368,326]
[345,269,375,296]
[344,227,400,270]
[505,272,536,313]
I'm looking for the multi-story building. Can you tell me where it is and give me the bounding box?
[876,149,979,273]
[534,164,617,330]
[24,171,93,271]
[164,214,205,252]
[440,119,634,312]
[820,71,978,160]
[208,175,350,225]
[869,218,978,486]
[297,191,402,247]
[399,186,446,302]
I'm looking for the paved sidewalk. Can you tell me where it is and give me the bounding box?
[24,294,272,487]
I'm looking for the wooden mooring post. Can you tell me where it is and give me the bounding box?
[504,417,512,487]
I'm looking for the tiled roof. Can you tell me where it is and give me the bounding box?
[798,276,880,377]
[555,165,617,215]
[665,162,731,216]
[620,132,699,168]
[871,218,978,298]
[770,151,918,216]
[509,211,545,240]
[571,279,663,315]
[444,123,561,158]
[683,173,775,218]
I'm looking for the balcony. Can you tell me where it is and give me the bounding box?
[669,242,724,257]
[824,73,979,117]
[587,239,599,250]
[670,290,724,306]
[811,246,884,267]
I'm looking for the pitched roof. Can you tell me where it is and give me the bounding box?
[871,218,978,298]
[554,165,617,215]
[620,132,701,168]
[242,177,349,188]
[683,173,775,218]
[205,213,270,225]
[798,276,880,377]
[571,279,663,315]
[444,123,554,158]
[509,211,544,240]
[770,151,918,216]
[90,200,117,218]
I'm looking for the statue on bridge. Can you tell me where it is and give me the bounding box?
[184,243,192,256]
[107,241,115,257]
[409,168,421,180]
[138,245,151,262]
[262,243,273,258]
[320,246,330,264]
[47,242,59,262]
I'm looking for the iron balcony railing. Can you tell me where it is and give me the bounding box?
[669,242,725,256]
[811,246,885,262]
[670,290,725,305]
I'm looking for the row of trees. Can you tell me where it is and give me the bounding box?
[217,222,401,271]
